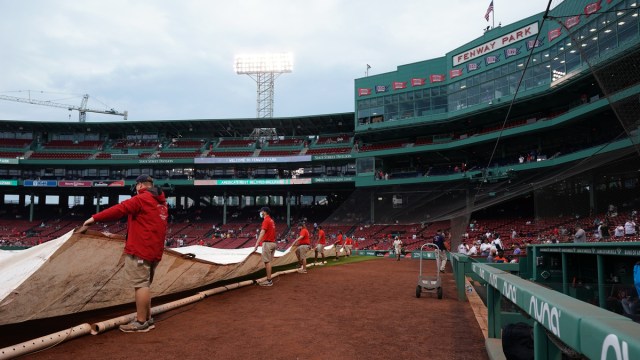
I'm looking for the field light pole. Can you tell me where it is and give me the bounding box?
[234,53,293,119]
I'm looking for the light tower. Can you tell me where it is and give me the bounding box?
[234,53,293,120]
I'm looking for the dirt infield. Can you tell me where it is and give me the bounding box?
[16,257,487,360]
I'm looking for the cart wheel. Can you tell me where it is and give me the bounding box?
[437,287,443,299]
[416,285,422,298]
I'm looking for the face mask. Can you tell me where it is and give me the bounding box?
[260,212,264,218]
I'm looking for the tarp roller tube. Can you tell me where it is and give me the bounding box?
[0,323,91,360]
[90,293,205,335]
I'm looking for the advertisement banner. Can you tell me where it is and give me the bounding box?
[24,180,57,187]
[194,179,313,186]
[58,181,93,187]
[0,180,18,186]
[195,155,311,164]
[312,177,355,183]
[411,251,437,259]
[93,180,125,187]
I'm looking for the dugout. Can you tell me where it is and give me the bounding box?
[526,242,640,310]
[450,242,640,360]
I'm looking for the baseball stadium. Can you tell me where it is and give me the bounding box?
[1,0,640,359]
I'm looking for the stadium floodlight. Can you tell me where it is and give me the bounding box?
[235,53,293,119]
[234,53,293,74]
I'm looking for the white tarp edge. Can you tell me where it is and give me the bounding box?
[171,243,295,265]
[0,230,74,302]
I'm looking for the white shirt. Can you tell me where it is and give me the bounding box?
[393,239,402,249]
[457,244,468,254]
[492,238,503,249]
[625,221,636,235]
[614,226,625,237]
[467,245,478,256]
[480,243,491,254]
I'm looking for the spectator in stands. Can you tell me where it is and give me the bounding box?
[608,288,630,315]
[614,224,625,238]
[393,236,403,261]
[487,248,496,263]
[493,250,508,263]
[480,238,491,257]
[291,223,311,274]
[625,219,637,238]
[513,244,522,256]
[467,243,478,256]
[314,225,326,265]
[492,234,503,251]
[599,219,611,240]
[78,174,168,333]
[333,231,344,261]
[253,207,276,286]
[622,294,640,317]
[433,229,448,273]
[573,224,587,243]
[485,229,493,240]
[457,240,468,255]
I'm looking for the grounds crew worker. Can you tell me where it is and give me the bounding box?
[78,174,168,333]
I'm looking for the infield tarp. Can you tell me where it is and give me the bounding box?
[0,230,331,325]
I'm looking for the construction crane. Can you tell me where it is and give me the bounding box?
[0,91,128,122]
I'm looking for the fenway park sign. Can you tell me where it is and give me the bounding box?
[452,22,539,66]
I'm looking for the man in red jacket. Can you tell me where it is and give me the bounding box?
[79,174,168,333]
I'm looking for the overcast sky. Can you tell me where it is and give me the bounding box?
[0,0,553,122]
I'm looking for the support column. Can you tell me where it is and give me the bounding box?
[597,254,606,308]
[286,191,291,227]
[562,253,569,295]
[222,191,227,225]
[456,256,468,301]
[589,175,596,215]
[108,194,118,207]
[60,195,69,211]
[531,246,539,281]
[29,194,35,222]
[95,193,101,213]
[370,192,375,224]
[487,285,501,338]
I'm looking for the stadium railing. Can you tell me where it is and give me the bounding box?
[449,243,640,360]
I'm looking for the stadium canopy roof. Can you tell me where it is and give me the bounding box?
[0,112,355,137]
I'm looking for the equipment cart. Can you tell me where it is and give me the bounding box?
[415,243,443,299]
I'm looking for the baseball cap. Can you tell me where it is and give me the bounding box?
[259,206,271,214]
[135,174,154,183]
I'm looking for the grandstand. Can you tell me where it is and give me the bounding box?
[1,0,640,358]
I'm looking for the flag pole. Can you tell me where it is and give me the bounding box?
[492,0,495,28]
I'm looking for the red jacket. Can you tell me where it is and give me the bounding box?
[92,187,168,262]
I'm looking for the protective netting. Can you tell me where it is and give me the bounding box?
[546,0,640,155]
[327,0,640,252]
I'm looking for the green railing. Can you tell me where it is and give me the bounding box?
[449,251,640,359]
